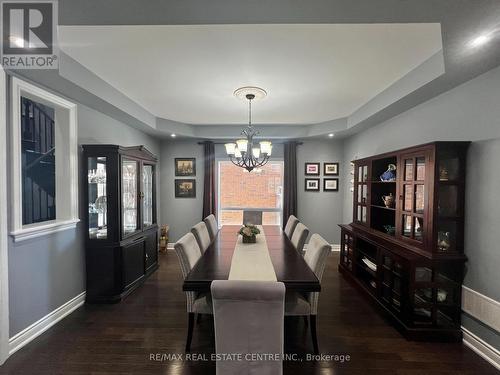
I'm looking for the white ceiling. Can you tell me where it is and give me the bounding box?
[59,24,442,125]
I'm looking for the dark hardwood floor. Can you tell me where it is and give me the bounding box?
[0,251,497,374]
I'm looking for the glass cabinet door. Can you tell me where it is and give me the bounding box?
[354,163,369,225]
[435,148,464,253]
[398,152,428,244]
[88,156,108,239]
[122,158,139,236]
[142,164,155,227]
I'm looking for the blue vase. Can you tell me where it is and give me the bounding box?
[380,164,397,181]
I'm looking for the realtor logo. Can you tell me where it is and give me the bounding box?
[1,0,58,69]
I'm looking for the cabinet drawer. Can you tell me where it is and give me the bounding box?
[122,240,145,288]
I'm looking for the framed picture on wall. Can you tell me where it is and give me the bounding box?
[305,162,320,175]
[324,162,339,176]
[305,178,320,191]
[175,158,196,176]
[323,178,339,192]
[175,179,196,198]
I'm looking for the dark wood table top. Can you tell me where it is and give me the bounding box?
[183,225,321,292]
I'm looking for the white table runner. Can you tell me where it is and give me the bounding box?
[228,226,277,281]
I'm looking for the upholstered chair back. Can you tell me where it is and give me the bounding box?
[304,234,331,282]
[242,210,263,225]
[283,215,299,239]
[174,232,202,313]
[303,233,331,315]
[291,222,309,254]
[211,280,285,375]
[191,222,212,253]
[203,214,219,240]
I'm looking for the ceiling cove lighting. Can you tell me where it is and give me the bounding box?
[225,87,272,172]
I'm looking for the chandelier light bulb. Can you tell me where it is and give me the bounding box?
[252,147,261,159]
[225,143,236,155]
[259,141,272,155]
[236,139,248,153]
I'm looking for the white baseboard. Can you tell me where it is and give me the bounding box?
[462,326,500,370]
[8,291,86,355]
[167,242,175,250]
[462,286,500,333]
[461,286,500,370]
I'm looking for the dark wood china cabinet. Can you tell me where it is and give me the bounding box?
[340,141,469,341]
[82,145,159,303]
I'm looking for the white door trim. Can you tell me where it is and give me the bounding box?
[0,66,10,365]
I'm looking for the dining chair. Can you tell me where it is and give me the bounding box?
[174,232,213,352]
[242,210,263,225]
[203,214,219,241]
[283,215,299,239]
[285,233,330,354]
[191,221,212,253]
[291,222,309,255]
[211,280,285,375]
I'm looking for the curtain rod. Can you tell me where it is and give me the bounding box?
[197,141,303,145]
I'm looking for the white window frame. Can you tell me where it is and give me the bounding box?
[217,160,284,227]
[10,77,79,242]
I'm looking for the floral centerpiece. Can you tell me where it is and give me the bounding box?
[238,224,261,243]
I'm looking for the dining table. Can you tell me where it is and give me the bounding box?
[183,225,321,293]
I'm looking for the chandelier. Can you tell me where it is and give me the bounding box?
[225,87,272,172]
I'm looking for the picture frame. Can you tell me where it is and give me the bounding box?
[324,162,339,176]
[305,178,320,191]
[175,158,196,176]
[305,162,320,176]
[323,178,339,192]
[175,179,196,198]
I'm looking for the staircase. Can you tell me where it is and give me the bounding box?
[21,97,56,225]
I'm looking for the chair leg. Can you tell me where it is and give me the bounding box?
[310,315,319,355]
[185,312,195,352]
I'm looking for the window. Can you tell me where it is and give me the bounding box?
[218,161,283,226]
[20,97,56,225]
[10,78,79,242]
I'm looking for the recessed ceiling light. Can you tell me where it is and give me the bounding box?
[469,34,492,48]
[171,133,176,138]
[328,133,334,138]
[9,36,24,48]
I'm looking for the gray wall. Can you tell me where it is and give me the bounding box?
[159,140,205,242]
[8,81,161,337]
[297,140,344,244]
[342,64,500,349]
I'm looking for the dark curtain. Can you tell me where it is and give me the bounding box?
[283,141,298,229]
[202,141,216,219]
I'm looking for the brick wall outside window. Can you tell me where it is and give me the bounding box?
[218,161,283,225]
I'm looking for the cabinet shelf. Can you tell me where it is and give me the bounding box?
[371,204,396,211]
